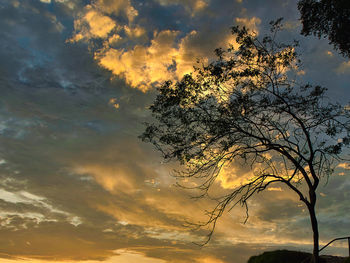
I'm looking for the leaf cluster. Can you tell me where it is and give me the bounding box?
[298,0,350,58]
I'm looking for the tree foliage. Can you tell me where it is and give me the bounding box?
[141,20,350,262]
[298,0,350,58]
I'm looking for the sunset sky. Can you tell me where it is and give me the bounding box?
[1,0,350,263]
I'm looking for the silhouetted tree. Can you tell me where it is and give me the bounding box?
[298,0,350,58]
[141,20,350,263]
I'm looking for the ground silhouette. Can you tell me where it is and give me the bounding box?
[247,250,348,263]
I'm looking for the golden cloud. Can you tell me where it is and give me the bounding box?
[95,0,138,21]
[195,256,226,263]
[337,162,350,169]
[70,7,116,41]
[85,10,116,38]
[124,25,146,39]
[69,0,137,42]
[108,98,120,109]
[70,1,261,92]
[95,30,205,92]
[70,153,211,230]
[73,164,136,193]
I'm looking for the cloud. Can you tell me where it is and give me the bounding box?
[67,137,209,231]
[95,29,216,91]
[235,16,261,33]
[195,256,226,263]
[94,0,138,21]
[96,30,179,91]
[69,0,138,42]
[0,221,121,261]
[336,61,350,74]
[73,164,138,193]
[109,250,167,263]
[64,134,343,260]
[70,0,261,92]
[154,0,209,15]
[83,9,116,38]
[337,162,350,169]
[0,188,82,226]
[2,0,350,262]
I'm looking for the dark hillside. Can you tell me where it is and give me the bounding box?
[247,250,348,263]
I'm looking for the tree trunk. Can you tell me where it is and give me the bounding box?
[307,192,319,263]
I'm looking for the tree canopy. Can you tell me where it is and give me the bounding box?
[141,20,350,263]
[298,0,350,58]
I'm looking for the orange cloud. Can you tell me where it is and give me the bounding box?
[195,256,226,263]
[96,30,181,92]
[70,8,116,41]
[70,1,256,92]
[85,10,116,38]
[337,162,350,169]
[73,164,136,193]
[69,0,137,42]
[95,29,211,91]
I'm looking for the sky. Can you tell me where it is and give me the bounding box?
[0,0,350,263]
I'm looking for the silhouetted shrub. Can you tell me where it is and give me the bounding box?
[247,250,312,263]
